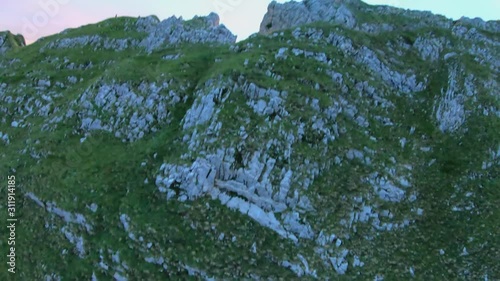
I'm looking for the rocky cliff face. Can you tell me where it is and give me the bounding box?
[260,0,500,36]
[1,3,499,281]
[260,0,359,33]
[38,13,236,54]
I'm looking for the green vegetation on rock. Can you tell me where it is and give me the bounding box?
[0,1,499,280]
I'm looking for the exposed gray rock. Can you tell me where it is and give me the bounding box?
[259,0,499,46]
[242,82,289,118]
[139,13,236,53]
[61,226,86,258]
[291,28,426,93]
[73,81,182,142]
[25,192,93,233]
[368,172,406,203]
[41,35,138,52]
[40,13,235,53]
[434,65,466,133]
[359,23,394,34]
[0,131,9,144]
[260,0,357,35]
[457,16,500,33]
[182,78,230,130]
[413,35,448,61]
[330,249,349,274]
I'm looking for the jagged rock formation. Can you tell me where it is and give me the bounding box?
[260,0,500,36]
[136,12,236,52]
[0,31,26,54]
[0,2,499,281]
[260,0,359,33]
[40,13,236,53]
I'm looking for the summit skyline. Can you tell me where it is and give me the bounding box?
[1,0,499,44]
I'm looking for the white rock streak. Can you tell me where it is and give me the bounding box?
[435,65,466,133]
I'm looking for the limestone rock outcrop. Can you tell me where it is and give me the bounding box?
[138,12,237,52]
[260,0,358,34]
[259,0,500,36]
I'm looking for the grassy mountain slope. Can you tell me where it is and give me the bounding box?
[0,3,499,280]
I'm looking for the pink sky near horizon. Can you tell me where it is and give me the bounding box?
[1,0,499,45]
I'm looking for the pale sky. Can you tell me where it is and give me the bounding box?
[0,0,499,45]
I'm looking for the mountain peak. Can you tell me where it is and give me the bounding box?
[260,0,359,34]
